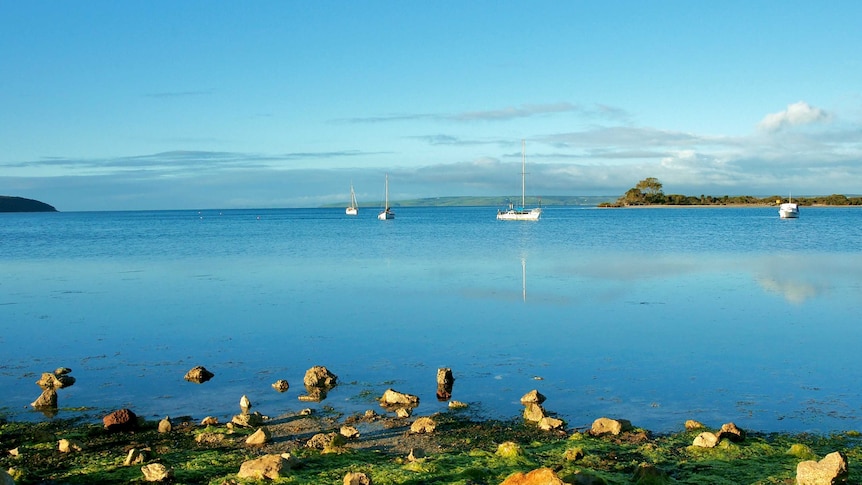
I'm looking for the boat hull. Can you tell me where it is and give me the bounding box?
[378,210,394,220]
[346,207,358,216]
[779,203,799,219]
[497,208,541,221]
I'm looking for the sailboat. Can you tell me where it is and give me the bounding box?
[778,193,799,219]
[345,183,358,216]
[377,174,394,220]
[497,140,542,221]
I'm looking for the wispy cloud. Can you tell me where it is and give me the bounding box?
[336,102,630,124]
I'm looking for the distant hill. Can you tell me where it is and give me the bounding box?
[323,195,614,208]
[0,196,58,212]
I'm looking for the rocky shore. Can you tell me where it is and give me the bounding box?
[2,365,859,484]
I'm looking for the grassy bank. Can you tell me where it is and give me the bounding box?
[2,409,860,484]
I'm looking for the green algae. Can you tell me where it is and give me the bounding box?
[3,416,862,485]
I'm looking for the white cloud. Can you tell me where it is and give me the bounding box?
[757,101,830,132]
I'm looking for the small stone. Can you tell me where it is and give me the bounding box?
[589,417,633,436]
[231,411,264,428]
[238,454,294,480]
[141,463,172,482]
[58,439,82,453]
[448,400,468,409]
[523,403,546,422]
[395,407,412,418]
[245,427,271,445]
[54,367,73,375]
[300,408,314,416]
[685,419,705,430]
[124,448,148,466]
[500,467,565,485]
[343,471,372,485]
[31,389,58,409]
[692,431,719,448]
[538,416,564,431]
[200,416,219,426]
[195,432,225,445]
[240,395,252,411]
[717,422,746,442]
[157,417,172,433]
[272,379,290,392]
[407,448,426,462]
[303,365,338,388]
[410,417,437,434]
[103,409,138,432]
[379,389,420,407]
[340,425,360,439]
[519,389,546,405]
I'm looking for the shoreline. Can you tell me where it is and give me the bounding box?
[2,406,860,484]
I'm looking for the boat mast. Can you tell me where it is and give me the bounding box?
[384,174,389,210]
[521,140,526,208]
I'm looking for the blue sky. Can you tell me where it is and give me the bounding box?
[2,1,861,211]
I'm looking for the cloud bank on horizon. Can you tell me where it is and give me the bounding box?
[1,2,860,211]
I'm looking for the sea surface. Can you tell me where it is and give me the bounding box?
[2,206,861,433]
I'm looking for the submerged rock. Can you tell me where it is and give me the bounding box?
[303,365,338,388]
[272,379,290,392]
[436,367,454,400]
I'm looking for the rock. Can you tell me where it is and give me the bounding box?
[141,463,172,482]
[36,372,75,389]
[523,403,546,422]
[200,416,219,426]
[410,416,437,434]
[538,416,565,431]
[395,407,412,418]
[103,409,138,432]
[496,441,523,458]
[157,417,172,433]
[306,432,345,451]
[239,395,251,412]
[632,463,671,484]
[344,471,372,485]
[231,411,264,428]
[0,468,15,485]
[500,467,566,485]
[58,438,82,453]
[272,379,290,392]
[684,419,705,430]
[300,408,315,416]
[30,389,58,409]
[407,448,425,462]
[340,425,360,439]
[520,389,546,405]
[787,443,818,460]
[124,448,148,466]
[237,454,295,480]
[245,427,271,445]
[303,365,338,388]
[796,451,849,485]
[54,367,72,375]
[717,422,746,442]
[692,431,719,448]
[183,366,214,383]
[448,400,468,409]
[436,367,454,400]
[195,432,225,445]
[590,417,633,436]
[563,447,585,461]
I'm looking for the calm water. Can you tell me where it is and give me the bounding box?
[2,206,861,433]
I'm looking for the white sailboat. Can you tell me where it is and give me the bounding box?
[378,174,394,220]
[345,183,358,216]
[497,140,542,221]
[778,193,799,219]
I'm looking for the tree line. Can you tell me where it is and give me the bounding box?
[600,178,862,207]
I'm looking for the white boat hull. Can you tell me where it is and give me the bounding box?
[497,208,541,221]
[779,203,799,218]
[346,207,357,216]
[378,210,394,220]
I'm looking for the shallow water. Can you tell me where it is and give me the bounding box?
[2,206,861,433]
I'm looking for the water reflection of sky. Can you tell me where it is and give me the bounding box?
[2,208,861,434]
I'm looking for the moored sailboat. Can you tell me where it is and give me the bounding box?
[497,140,541,221]
[346,183,358,215]
[378,174,394,220]
[778,193,799,219]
